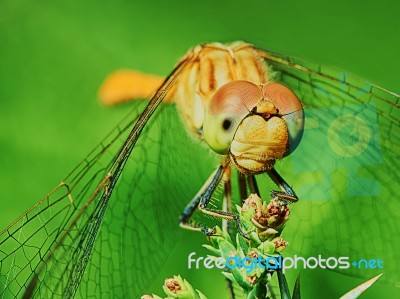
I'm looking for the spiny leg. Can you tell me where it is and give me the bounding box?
[247,175,260,197]
[180,159,246,237]
[179,164,225,235]
[238,172,248,203]
[238,173,261,204]
[198,170,247,237]
[266,167,298,203]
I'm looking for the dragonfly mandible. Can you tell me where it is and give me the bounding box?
[0,41,399,298]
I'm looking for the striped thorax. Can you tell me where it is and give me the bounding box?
[170,42,272,137]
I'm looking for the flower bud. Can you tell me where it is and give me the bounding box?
[141,295,162,299]
[247,275,258,286]
[266,198,290,228]
[163,275,196,298]
[272,237,288,252]
[241,194,269,228]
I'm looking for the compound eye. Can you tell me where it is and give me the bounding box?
[262,82,302,116]
[262,82,304,155]
[203,80,263,154]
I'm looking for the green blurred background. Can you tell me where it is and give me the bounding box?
[0,0,399,298]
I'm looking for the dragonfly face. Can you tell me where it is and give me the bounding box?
[203,80,304,174]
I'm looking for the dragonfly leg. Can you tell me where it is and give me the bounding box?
[238,172,248,202]
[247,175,260,197]
[198,163,248,238]
[266,168,298,202]
[179,165,225,235]
[179,161,247,237]
[198,205,247,237]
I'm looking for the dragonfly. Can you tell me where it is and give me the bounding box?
[0,41,399,298]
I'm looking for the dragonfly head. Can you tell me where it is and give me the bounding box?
[203,80,304,174]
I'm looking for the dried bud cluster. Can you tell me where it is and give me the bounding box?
[272,237,288,252]
[247,275,258,285]
[266,198,290,228]
[241,193,290,249]
[165,278,182,293]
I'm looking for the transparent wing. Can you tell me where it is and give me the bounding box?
[1,44,399,299]
[259,49,400,286]
[0,54,215,298]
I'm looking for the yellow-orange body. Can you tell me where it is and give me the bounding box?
[99,42,303,174]
[99,42,272,136]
